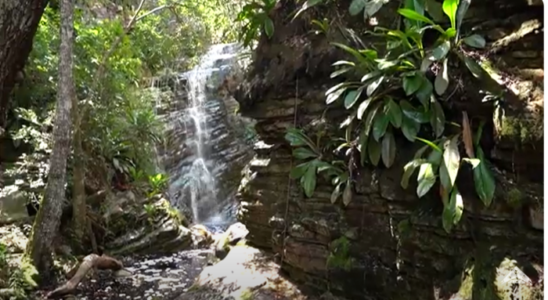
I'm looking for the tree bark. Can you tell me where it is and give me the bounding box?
[25,0,74,281]
[0,0,49,129]
[71,93,87,246]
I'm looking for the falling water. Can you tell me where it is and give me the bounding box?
[167,43,243,225]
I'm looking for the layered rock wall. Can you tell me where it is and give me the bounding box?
[234,0,543,299]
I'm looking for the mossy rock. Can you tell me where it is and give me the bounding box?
[454,248,542,300]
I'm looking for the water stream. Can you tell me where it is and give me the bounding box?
[162,43,244,226]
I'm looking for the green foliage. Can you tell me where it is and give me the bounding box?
[235,0,278,47]
[284,128,352,205]
[10,0,241,193]
[287,0,498,233]
[326,236,354,270]
[0,247,38,300]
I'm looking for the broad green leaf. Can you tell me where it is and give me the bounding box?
[442,0,459,29]
[416,137,442,152]
[285,128,313,147]
[366,75,385,96]
[381,131,396,168]
[415,77,433,109]
[376,60,398,70]
[434,58,449,95]
[441,136,460,189]
[421,58,433,72]
[332,60,356,67]
[401,114,420,141]
[368,136,381,166]
[427,144,443,165]
[361,71,381,82]
[293,0,325,20]
[397,8,435,25]
[373,113,390,141]
[326,82,348,96]
[330,182,342,204]
[358,130,368,165]
[463,158,480,169]
[290,162,310,179]
[263,17,275,38]
[473,148,495,206]
[363,101,382,135]
[428,40,451,61]
[349,0,367,16]
[364,0,389,18]
[463,34,486,48]
[403,75,423,96]
[331,67,352,78]
[416,163,436,197]
[455,0,470,37]
[342,181,353,206]
[302,163,317,197]
[474,121,485,146]
[430,100,445,137]
[401,158,427,189]
[461,55,484,79]
[293,148,318,160]
[386,99,403,128]
[359,49,379,59]
[442,187,463,233]
[357,98,372,120]
[344,89,362,109]
[332,42,368,63]
[326,86,348,104]
[400,100,429,124]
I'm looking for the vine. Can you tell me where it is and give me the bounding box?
[281,0,497,233]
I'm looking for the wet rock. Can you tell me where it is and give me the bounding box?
[104,193,192,256]
[212,222,249,259]
[190,224,214,248]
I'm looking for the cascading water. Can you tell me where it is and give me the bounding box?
[159,43,251,227]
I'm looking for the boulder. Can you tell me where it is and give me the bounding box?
[212,222,249,259]
[190,224,214,248]
[0,186,29,224]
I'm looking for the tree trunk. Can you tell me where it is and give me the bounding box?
[0,0,49,129]
[71,94,87,247]
[25,0,73,281]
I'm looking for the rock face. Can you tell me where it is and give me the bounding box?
[102,191,192,256]
[156,43,254,224]
[233,0,543,299]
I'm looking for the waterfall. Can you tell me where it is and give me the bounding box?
[157,43,251,227]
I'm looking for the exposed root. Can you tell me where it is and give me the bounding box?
[46,254,122,298]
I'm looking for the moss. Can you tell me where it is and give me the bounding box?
[505,188,524,208]
[455,247,542,300]
[497,116,543,144]
[240,288,254,300]
[326,236,354,271]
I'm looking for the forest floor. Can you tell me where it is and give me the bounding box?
[17,229,320,300]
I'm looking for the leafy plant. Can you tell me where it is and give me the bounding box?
[285,128,355,205]
[288,0,497,233]
[147,173,168,198]
[235,0,278,47]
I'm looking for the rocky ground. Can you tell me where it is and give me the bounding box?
[23,222,325,300]
[34,249,214,300]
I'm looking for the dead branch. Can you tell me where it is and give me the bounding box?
[46,254,123,298]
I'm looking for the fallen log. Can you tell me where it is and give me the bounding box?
[46,254,123,298]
